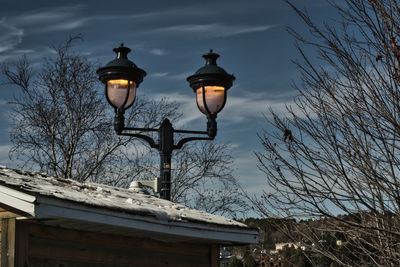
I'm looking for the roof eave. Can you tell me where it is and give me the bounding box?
[0,185,258,245]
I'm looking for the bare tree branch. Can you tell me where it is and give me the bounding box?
[1,36,248,218]
[249,0,400,265]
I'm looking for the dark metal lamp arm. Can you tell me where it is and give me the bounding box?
[172,115,217,149]
[123,127,158,133]
[113,111,218,202]
[118,132,158,149]
[174,136,213,150]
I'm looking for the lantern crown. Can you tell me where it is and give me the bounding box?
[97,43,146,87]
[186,50,235,91]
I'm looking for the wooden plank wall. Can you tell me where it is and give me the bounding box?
[0,206,25,267]
[0,208,20,220]
[0,219,2,264]
[16,221,219,267]
[1,218,16,267]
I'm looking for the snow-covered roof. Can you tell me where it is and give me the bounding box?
[0,166,258,245]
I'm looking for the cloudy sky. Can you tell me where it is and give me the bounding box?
[0,0,338,196]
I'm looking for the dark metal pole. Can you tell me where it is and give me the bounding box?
[115,116,214,201]
[158,119,174,200]
[160,153,171,200]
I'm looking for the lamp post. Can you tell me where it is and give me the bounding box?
[97,44,235,201]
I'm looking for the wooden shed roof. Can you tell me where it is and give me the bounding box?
[0,166,258,245]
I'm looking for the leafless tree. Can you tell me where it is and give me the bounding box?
[171,141,248,217]
[2,37,247,217]
[128,141,248,218]
[250,0,400,265]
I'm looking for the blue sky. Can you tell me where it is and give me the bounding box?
[0,0,338,196]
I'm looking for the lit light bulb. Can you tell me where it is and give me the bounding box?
[196,86,225,114]
[107,79,136,108]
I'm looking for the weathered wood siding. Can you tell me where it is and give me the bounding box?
[16,221,219,267]
[1,206,25,267]
[1,218,16,267]
[0,219,2,264]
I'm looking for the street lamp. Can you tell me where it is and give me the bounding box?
[97,44,235,201]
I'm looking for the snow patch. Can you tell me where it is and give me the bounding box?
[0,166,247,228]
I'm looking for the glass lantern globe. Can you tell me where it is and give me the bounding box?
[97,44,146,111]
[196,85,226,115]
[187,50,235,117]
[106,79,136,109]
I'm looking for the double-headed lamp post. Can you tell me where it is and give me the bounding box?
[97,44,235,201]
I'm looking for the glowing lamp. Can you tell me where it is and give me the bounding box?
[106,79,136,109]
[97,44,146,110]
[196,86,225,115]
[187,50,235,116]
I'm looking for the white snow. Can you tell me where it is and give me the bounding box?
[0,166,248,228]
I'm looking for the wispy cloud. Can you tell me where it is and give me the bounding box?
[127,7,217,21]
[10,5,85,25]
[13,49,35,54]
[4,5,86,35]
[0,5,87,54]
[149,23,275,38]
[0,19,23,53]
[128,43,167,57]
[145,92,201,127]
[37,18,87,33]
[220,89,299,124]
[149,71,192,80]
[166,72,193,81]
[0,145,13,167]
[145,88,300,128]
[149,48,166,56]
[150,72,169,78]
